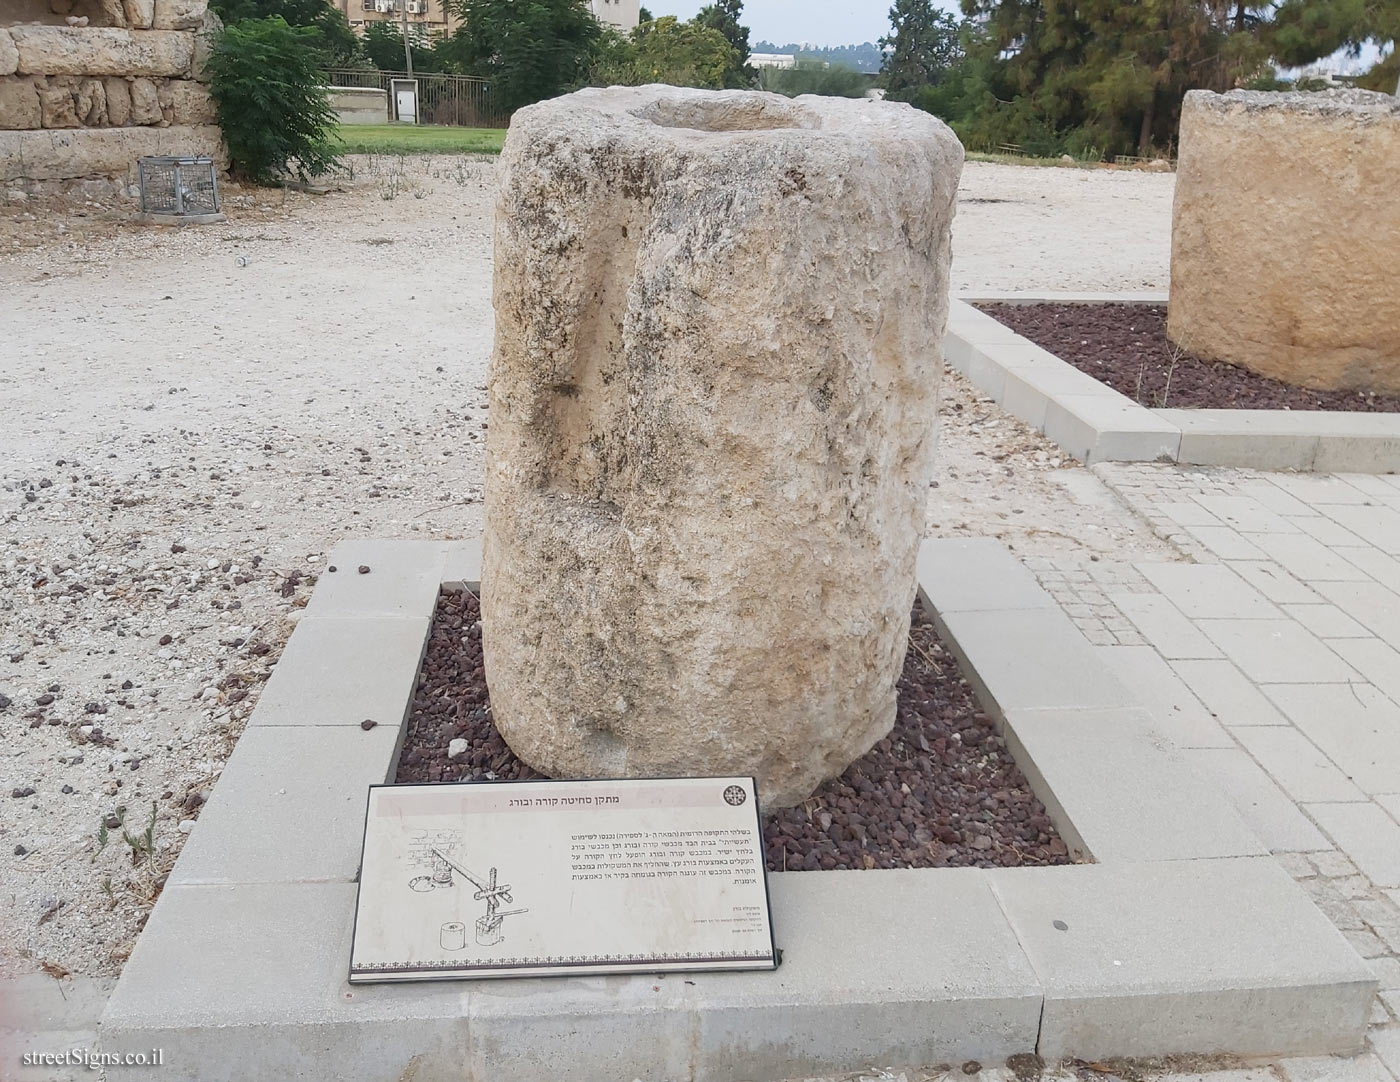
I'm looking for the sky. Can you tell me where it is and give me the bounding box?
[644,0,920,47]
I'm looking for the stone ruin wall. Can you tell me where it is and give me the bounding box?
[1,0,225,191]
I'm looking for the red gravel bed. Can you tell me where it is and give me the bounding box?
[980,302,1400,413]
[395,589,1072,873]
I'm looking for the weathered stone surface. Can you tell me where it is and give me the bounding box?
[167,78,212,125]
[0,78,42,130]
[103,75,129,125]
[1169,89,1400,394]
[188,7,219,81]
[123,0,155,28]
[152,0,207,30]
[39,82,80,128]
[0,32,18,79]
[76,77,107,125]
[482,86,963,808]
[0,123,223,181]
[11,26,193,78]
[128,76,160,123]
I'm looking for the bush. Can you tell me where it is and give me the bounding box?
[759,60,869,99]
[208,16,341,184]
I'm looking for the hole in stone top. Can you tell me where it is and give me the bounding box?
[636,99,807,133]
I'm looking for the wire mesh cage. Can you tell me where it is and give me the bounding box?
[137,156,221,217]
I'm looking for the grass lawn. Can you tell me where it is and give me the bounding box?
[336,124,507,156]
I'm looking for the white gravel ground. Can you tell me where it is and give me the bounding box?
[0,153,1178,980]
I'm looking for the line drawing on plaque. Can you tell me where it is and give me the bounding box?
[406,845,529,948]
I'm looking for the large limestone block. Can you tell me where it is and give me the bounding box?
[38,80,80,128]
[11,26,193,78]
[0,122,222,181]
[188,8,220,81]
[167,79,212,125]
[152,0,207,30]
[123,0,155,28]
[128,76,160,123]
[1169,89,1400,393]
[103,75,130,125]
[0,78,42,130]
[482,86,963,808]
[0,32,18,78]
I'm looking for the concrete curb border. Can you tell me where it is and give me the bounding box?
[948,295,1400,472]
[98,538,1376,1081]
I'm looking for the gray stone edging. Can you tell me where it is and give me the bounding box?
[948,296,1400,472]
[96,538,1375,1081]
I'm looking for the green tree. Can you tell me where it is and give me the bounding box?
[1270,0,1400,91]
[880,0,962,98]
[638,5,653,23]
[441,0,603,114]
[953,0,1275,157]
[208,16,341,183]
[694,0,755,86]
[363,20,447,72]
[209,0,360,63]
[592,15,738,89]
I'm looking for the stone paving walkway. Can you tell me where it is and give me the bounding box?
[1029,463,1400,1082]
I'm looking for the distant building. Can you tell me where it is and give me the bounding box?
[750,53,798,70]
[334,0,458,38]
[590,0,640,31]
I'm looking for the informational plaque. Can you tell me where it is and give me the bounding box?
[348,777,777,983]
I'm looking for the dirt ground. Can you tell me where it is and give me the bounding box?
[0,153,1177,979]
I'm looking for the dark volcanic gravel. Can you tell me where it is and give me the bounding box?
[981,302,1400,413]
[396,589,1071,872]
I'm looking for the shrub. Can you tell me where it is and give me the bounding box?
[208,16,341,184]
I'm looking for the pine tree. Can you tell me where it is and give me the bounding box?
[880,0,963,98]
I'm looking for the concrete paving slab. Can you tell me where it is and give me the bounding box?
[1292,515,1370,548]
[1336,547,1400,593]
[1184,748,1332,853]
[1266,474,1374,506]
[1367,1028,1400,1082]
[1192,495,1302,535]
[987,858,1377,1061]
[1003,709,1266,862]
[1196,620,1359,684]
[1182,526,1268,561]
[1136,563,1279,620]
[167,724,400,886]
[1096,645,1234,749]
[1225,560,1322,605]
[1232,727,1367,804]
[305,539,449,618]
[934,608,1139,718]
[1161,501,1225,527]
[1322,505,1400,556]
[1171,659,1291,727]
[1327,638,1400,707]
[915,538,1056,614]
[1244,533,1374,584]
[1306,804,1400,889]
[441,538,482,588]
[1281,604,1373,640]
[1265,684,1400,796]
[248,614,430,728]
[1279,1051,1397,1082]
[684,869,1042,1081]
[1236,480,1319,518]
[99,881,473,1082]
[1111,593,1224,659]
[1309,581,1400,642]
